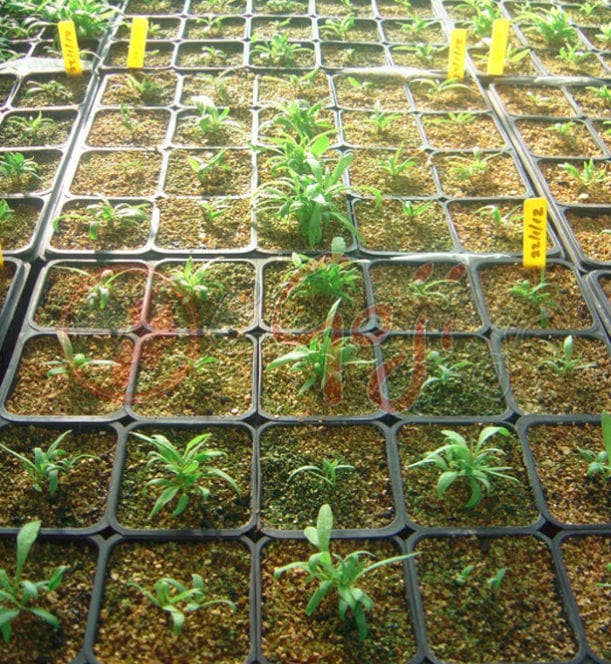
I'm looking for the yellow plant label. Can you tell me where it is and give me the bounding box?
[127,17,148,69]
[487,19,511,75]
[523,198,547,268]
[0,243,3,269]
[448,28,468,80]
[58,21,82,76]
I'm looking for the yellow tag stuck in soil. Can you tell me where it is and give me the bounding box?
[487,19,510,75]
[0,243,3,268]
[58,20,82,76]
[448,28,468,80]
[523,198,547,268]
[127,17,149,69]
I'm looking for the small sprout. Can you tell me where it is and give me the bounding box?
[251,34,309,67]
[585,85,611,104]
[558,44,594,67]
[346,77,373,92]
[266,99,333,141]
[537,335,597,376]
[0,430,99,495]
[401,199,432,222]
[412,78,470,102]
[407,426,517,509]
[0,520,68,643]
[85,198,148,241]
[273,504,416,641]
[125,73,164,103]
[508,268,558,328]
[448,149,503,182]
[394,43,444,66]
[265,0,296,12]
[190,101,241,137]
[455,564,475,585]
[46,331,118,380]
[560,159,608,189]
[399,17,435,38]
[128,574,236,635]
[423,350,473,390]
[368,101,401,133]
[320,15,356,40]
[428,111,476,127]
[130,431,241,519]
[25,79,71,103]
[198,198,230,222]
[199,45,227,66]
[597,562,611,589]
[195,15,226,37]
[0,199,14,232]
[168,257,224,305]
[546,120,577,146]
[476,203,520,233]
[187,149,229,183]
[486,567,507,596]
[288,457,356,488]
[379,144,417,178]
[6,112,56,143]
[578,410,611,480]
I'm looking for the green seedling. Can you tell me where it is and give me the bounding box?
[524,8,577,47]
[190,102,241,137]
[476,203,520,233]
[6,112,56,143]
[0,199,14,232]
[195,15,226,37]
[537,335,597,375]
[128,575,236,635]
[508,268,558,328]
[52,198,149,240]
[252,34,309,66]
[368,101,401,133]
[585,84,611,104]
[399,17,435,38]
[0,430,98,496]
[407,426,517,509]
[0,520,68,643]
[423,350,472,390]
[288,457,356,488]
[412,78,470,102]
[546,120,578,147]
[578,1,604,18]
[266,99,333,141]
[273,504,415,641]
[346,77,374,93]
[188,149,229,183]
[131,431,241,519]
[290,237,360,303]
[199,46,227,66]
[46,331,118,379]
[448,149,503,181]
[429,111,476,127]
[24,79,71,103]
[36,0,116,39]
[486,567,508,596]
[0,152,40,188]
[198,198,230,222]
[578,410,611,480]
[597,24,611,47]
[454,564,474,585]
[125,74,164,103]
[597,562,611,589]
[558,44,594,67]
[267,300,366,396]
[320,15,356,40]
[56,265,132,310]
[560,159,608,188]
[168,257,224,305]
[405,264,455,306]
[394,43,443,66]
[401,199,433,222]
[265,0,297,12]
[379,144,417,178]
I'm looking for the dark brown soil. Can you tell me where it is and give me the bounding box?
[321,43,386,68]
[257,70,331,106]
[414,535,578,662]
[501,334,611,414]
[173,109,251,147]
[515,119,604,158]
[494,85,577,118]
[177,42,245,68]
[101,72,177,106]
[381,19,444,43]
[422,113,506,150]
[408,80,488,112]
[0,199,41,251]
[540,160,610,206]
[0,151,60,195]
[341,110,422,148]
[184,17,247,39]
[334,74,411,110]
[87,109,170,148]
[13,74,90,108]
[0,261,15,308]
[106,42,174,68]
[181,70,255,108]
[525,421,610,526]
[0,113,74,148]
[560,535,611,661]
